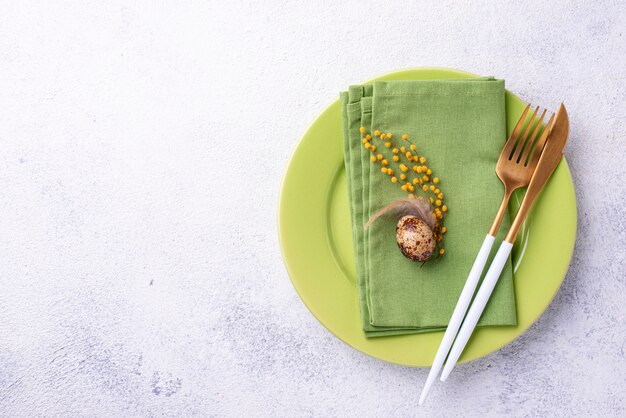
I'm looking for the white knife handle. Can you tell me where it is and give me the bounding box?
[418,234,495,405]
[440,241,514,381]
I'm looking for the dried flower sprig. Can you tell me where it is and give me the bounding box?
[361,127,448,257]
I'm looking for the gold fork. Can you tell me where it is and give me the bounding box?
[489,105,554,236]
[419,104,554,405]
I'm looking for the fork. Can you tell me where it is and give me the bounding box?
[419,104,554,405]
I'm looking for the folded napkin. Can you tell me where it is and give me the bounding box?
[341,78,517,337]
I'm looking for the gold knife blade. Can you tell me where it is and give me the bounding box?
[505,103,570,243]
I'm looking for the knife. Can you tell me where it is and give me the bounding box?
[440,103,570,380]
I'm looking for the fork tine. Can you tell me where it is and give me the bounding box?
[519,108,547,164]
[528,113,555,167]
[501,104,531,157]
[511,106,539,161]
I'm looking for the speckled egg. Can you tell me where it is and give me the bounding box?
[396,215,435,262]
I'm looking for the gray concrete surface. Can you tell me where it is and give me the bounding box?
[0,1,625,416]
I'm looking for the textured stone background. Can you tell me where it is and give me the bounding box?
[1,1,625,417]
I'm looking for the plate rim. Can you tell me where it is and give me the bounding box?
[278,66,577,367]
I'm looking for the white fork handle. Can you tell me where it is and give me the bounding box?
[440,241,514,381]
[419,235,495,405]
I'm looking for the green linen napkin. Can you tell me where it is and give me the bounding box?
[341,78,517,337]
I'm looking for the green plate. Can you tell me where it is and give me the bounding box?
[278,67,577,367]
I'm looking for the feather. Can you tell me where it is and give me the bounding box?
[364,197,436,230]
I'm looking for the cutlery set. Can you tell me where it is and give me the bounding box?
[420,103,570,404]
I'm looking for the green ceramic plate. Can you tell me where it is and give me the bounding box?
[278,67,576,367]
